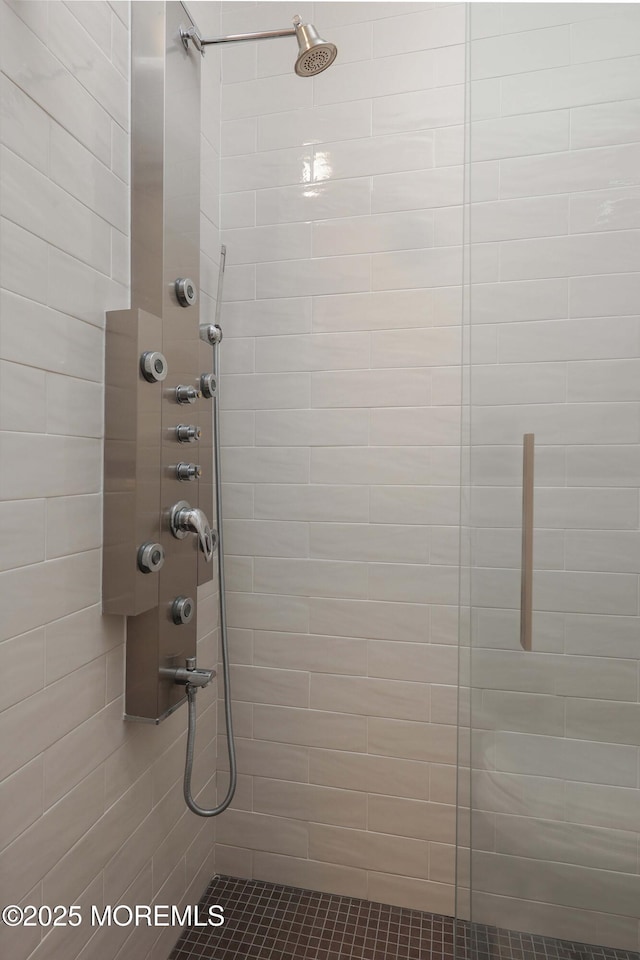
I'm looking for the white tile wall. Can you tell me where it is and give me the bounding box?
[0,3,221,959]
[465,2,640,949]
[217,0,464,913]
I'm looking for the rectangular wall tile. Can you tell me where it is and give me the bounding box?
[253,704,367,752]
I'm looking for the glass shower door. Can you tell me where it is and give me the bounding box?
[459,2,640,954]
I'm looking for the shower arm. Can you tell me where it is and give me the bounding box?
[180,24,296,55]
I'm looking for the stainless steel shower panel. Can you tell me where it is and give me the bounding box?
[103,1,213,721]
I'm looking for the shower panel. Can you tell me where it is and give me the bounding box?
[102,0,338,748]
[103,0,215,722]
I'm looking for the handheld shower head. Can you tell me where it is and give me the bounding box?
[293,16,338,76]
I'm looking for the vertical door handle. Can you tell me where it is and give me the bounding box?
[520,434,534,651]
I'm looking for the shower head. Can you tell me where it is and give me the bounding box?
[180,13,338,78]
[293,16,338,76]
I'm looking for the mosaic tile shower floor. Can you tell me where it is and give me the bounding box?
[170,875,640,960]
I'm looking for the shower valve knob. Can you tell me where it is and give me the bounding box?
[176,462,202,481]
[175,384,200,404]
[200,372,217,399]
[175,277,197,307]
[176,424,201,443]
[140,351,168,383]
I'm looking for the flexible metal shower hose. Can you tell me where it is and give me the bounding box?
[183,251,237,817]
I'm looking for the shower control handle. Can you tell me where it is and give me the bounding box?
[160,657,216,688]
[169,500,215,562]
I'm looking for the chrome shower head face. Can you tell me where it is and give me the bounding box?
[293,17,337,76]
